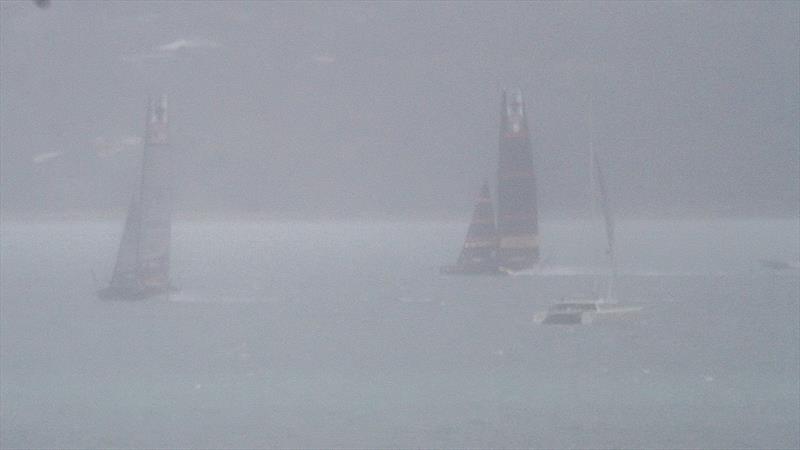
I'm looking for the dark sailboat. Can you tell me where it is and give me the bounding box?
[441,182,504,275]
[496,89,540,272]
[98,94,174,300]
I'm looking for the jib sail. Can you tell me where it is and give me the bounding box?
[109,197,141,289]
[456,182,498,267]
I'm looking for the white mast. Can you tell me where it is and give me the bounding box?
[588,95,616,302]
[592,148,616,303]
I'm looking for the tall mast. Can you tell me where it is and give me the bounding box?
[592,148,616,302]
[589,104,597,295]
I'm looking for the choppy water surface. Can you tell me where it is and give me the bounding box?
[1,219,798,448]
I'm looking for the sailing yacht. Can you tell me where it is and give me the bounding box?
[442,89,540,275]
[97,94,175,300]
[441,182,505,275]
[534,148,641,324]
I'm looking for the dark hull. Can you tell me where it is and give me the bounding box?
[759,259,795,270]
[542,312,584,325]
[497,259,538,272]
[97,285,177,301]
[439,264,507,276]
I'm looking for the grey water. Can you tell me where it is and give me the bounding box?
[1,218,798,448]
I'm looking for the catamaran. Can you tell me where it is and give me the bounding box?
[441,182,505,275]
[97,94,175,300]
[534,146,641,324]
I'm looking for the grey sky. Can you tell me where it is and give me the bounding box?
[1,1,798,217]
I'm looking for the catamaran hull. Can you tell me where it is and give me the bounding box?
[533,306,642,325]
[439,264,507,276]
[539,311,585,324]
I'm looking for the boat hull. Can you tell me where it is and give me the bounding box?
[439,264,507,276]
[97,285,178,301]
[541,311,585,325]
[534,305,642,325]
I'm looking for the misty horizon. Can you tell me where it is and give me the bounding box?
[2,2,799,449]
[1,1,798,219]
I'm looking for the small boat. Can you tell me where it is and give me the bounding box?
[533,296,642,325]
[536,138,641,324]
[759,259,800,271]
[98,95,176,300]
[440,182,505,276]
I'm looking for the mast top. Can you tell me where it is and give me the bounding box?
[146,94,169,146]
[501,87,527,136]
[480,179,491,198]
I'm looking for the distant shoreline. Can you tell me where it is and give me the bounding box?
[1,210,798,224]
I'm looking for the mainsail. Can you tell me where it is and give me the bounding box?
[102,94,172,299]
[136,94,172,290]
[496,89,539,271]
[441,182,501,275]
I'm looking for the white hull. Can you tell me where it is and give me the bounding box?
[533,303,642,325]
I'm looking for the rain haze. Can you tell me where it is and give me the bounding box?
[1,1,798,448]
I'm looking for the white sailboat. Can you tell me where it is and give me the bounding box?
[534,144,642,325]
